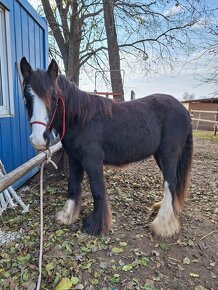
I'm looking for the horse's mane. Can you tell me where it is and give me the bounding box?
[57,75,113,127]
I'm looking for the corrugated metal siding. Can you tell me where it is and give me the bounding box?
[0,0,48,185]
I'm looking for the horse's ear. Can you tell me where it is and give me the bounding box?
[20,57,33,79]
[47,59,58,80]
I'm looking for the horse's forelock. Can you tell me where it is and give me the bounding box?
[29,69,53,109]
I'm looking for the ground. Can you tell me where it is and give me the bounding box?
[0,133,217,290]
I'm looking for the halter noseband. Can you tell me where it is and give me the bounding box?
[30,95,66,140]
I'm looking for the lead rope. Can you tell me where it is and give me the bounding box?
[36,151,58,290]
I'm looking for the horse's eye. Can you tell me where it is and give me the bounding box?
[51,96,56,104]
[51,91,57,102]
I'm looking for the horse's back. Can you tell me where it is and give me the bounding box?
[102,95,161,165]
[102,94,191,166]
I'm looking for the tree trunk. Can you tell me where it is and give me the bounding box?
[41,0,81,86]
[103,0,124,101]
[66,0,81,86]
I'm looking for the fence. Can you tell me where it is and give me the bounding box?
[0,142,62,193]
[191,109,218,135]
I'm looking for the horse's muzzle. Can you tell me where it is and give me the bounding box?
[29,136,48,151]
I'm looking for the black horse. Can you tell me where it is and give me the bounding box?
[20,57,193,238]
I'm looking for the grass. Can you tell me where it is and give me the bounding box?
[193,130,218,142]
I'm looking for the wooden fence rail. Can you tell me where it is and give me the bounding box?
[0,142,62,193]
[191,110,218,114]
[190,109,218,135]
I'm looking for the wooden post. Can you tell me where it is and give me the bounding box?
[0,142,62,193]
[196,112,201,130]
[214,109,218,136]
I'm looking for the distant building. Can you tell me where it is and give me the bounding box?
[182,97,218,131]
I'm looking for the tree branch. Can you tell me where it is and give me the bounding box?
[41,0,67,57]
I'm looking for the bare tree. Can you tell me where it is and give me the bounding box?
[103,0,124,101]
[183,92,195,101]
[194,18,218,95]
[39,0,215,96]
[114,1,215,74]
[41,0,105,85]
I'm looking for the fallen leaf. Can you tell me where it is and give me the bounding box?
[74,284,84,289]
[159,243,169,251]
[46,262,55,273]
[195,286,208,290]
[80,246,91,253]
[111,247,123,254]
[71,276,79,285]
[122,264,134,271]
[140,257,149,267]
[178,264,185,271]
[188,239,194,247]
[55,278,72,290]
[119,241,127,247]
[80,262,92,270]
[110,273,120,284]
[190,273,199,278]
[183,257,191,265]
[91,278,99,285]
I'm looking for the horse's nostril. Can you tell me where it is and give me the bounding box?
[43,130,50,146]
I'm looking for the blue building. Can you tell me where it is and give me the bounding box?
[0,0,48,187]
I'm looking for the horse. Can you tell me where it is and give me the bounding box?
[20,57,193,238]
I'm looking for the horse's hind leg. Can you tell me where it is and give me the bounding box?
[150,152,180,238]
[152,154,162,212]
[56,157,84,225]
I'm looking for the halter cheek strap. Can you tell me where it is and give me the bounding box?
[30,95,66,140]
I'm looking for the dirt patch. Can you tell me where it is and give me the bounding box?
[0,137,217,290]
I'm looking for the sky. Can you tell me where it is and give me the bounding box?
[81,54,216,101]
[29,0,217,101]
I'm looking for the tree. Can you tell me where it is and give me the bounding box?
[114,0,215,74]
[103,0,124,101]
[41,0,105,85]
[182,92,195,101]
[39,0,215,97]
[194,16,218,95]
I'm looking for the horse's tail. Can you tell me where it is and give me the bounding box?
[174,128,193,212]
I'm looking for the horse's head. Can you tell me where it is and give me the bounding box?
[20,57,59,151]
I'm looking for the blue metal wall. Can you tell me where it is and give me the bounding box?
[0,0,48,187]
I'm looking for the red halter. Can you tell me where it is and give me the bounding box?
[30,95,66,140]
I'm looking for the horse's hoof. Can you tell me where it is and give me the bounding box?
[82,204,112,235]
[55,210,72,225]
[55,199,80,225]
[150,212,180,238]
[82,214,102,235]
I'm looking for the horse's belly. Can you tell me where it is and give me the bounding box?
[103,136,160,166]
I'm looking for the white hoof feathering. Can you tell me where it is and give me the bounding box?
[55,199,80,225]
[150,181,180,238]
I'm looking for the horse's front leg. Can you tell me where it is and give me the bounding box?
[56,157,84,225]
[82,157,112,235]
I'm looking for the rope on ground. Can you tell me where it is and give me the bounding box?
[36,150,58,290]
